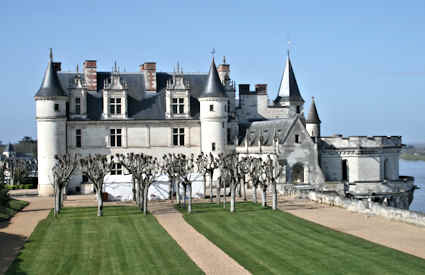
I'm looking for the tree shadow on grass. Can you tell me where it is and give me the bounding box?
[0,231,28,275]
[178,201,272,215]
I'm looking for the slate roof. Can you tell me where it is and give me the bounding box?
[306,98,321,123]
[57,71,208,120]
[238,118,296,146]
[274,55,304,104]
[199,59,227,98]
[35,50,67,98]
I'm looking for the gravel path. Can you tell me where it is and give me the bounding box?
[151,201,251,275]
[0,196,52,275]
[278,197,425,260]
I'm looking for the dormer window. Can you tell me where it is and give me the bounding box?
[172,98,184,114]
[210,104,214,112]
[75,98,81,114]
[54,104,59,112]
[296,106,300,114]
[295,134,300,144]
[109,98,122,115]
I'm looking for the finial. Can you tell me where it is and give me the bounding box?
[210,48,216,59]
[223,56,226,64]
[49,48,53,61]
[76,64,79,73]
[312,96,315,101]
[287,40,292,57]
[114,61,117,72]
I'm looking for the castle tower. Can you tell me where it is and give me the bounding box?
[199,59,228,154]
[273,54,305,115]
[34,49,68,196]
[306,97,321,138]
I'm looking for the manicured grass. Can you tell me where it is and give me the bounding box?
[7,206,203,275]
[180,202,425,275]
[0,199,29,221]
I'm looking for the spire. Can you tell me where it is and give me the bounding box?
[274,55,304,104]
[35,49,66,98]
[306,97,321,123]
[199,58,227,98]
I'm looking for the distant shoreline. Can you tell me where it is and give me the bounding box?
[400,153,425,162]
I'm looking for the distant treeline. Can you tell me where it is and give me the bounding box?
[400,153,425,161]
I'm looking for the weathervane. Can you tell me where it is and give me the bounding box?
[210,48,216,59]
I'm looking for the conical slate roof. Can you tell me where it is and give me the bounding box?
[199,59,227,98]
[306,97,321,123]
[274,55,304,103]
[35,49,66,98]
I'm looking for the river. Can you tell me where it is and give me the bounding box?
[400,159,425,213]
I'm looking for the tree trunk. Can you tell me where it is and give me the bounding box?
[61,186,66,210]
[253,184,258,203]
[143,185,148,216]
[135,180,140,207]
[96,190,103,217]
[223,181,226,208]
[183,184,187,208]
[139,185,145,212]
[217,178,221,205]
[54,186,61,216]
[272,182,277,210]
[132,177,136,201]
[209,173,213,202]
[243,178,247,201]
[176,180,181,207]
[237,181,242,198]
[188,184,192,213]
[204,174,208,199]
[168,177,173,200]
[262,185,267,207]
[230,184,236,213]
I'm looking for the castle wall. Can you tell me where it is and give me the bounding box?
[237,94,290,122]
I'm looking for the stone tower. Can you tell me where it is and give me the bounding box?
[199,59,228,154]
[306,97,321,139]
[273,54,305,115]
[34,49,68,196]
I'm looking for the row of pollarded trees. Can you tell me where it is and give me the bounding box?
[51,152,285,217]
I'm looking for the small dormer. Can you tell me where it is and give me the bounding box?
[69,65,88,119]
[102,63,128,120]
[165,63,191,119]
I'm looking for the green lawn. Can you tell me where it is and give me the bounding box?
[180,202,425,275]
[7,206,203,275]
[0,199,29,221]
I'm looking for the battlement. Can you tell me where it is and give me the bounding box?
[320,135,402,148]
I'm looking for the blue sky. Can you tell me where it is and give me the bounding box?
[1,0,424,144]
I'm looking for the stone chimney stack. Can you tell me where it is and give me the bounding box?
[140,62,157,91]
[83,60,97,91]
[217,56,230,84]
[255,84,267,95]
[53,62,61,72]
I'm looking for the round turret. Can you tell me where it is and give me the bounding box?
[306,97,321,139]
[199,59,228,154]
[34,49,68,196]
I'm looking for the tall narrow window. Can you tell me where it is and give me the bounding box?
[172,128,185,146]
[295,134,300,144]
[209,104,214,112]
[110,129,122,147]
[76,129,82,148]
[109,98,122,115]
[54,104,59,112]
[75,98,81,114]
[172,98,185,114]
[342,160,348,181]
[212,142,216,151]
[111,163,123,175]
[296,106,300,114]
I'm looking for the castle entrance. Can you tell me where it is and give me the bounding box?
[292,163,304,184]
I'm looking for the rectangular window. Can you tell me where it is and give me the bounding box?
[109,98,122,115]
[76,129,82,148]
[296,106,300,114]
[75,98,81,114]
[110,129,122,147]
[210,104,214,112]
[172,98,185,114]
[111,163,123,175]
[172,128,185,146]
[54,104,59,112]
[212,142,216,151]
[295,134,300,144]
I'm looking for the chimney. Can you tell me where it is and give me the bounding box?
[83,60,97,91]
[255,84,267,95]
[141,62,157,91]
[239,84,250,95]
[53,62,61,72]
[217,57,230,84]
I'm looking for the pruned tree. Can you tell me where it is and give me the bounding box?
[195,152,208,199]
[258,160,269,207]
[246,157,262,204]
[116,153,145,208]
[0,161,9,207]
[238,157,250,201]
[175,154,197,213]
[162,153,178,202]
[52,154,79,216]
[5,158,35,186]
[79,154,113,216]
[141,155,161,215]
[205,153,219,202]
[264,155,284,210]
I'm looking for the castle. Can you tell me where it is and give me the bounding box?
[34,50,415,209]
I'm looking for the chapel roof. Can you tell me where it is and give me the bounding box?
[274,55,304,104]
